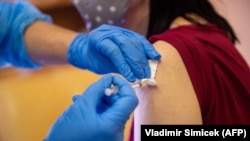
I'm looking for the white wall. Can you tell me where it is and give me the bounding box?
[210,0,250,66]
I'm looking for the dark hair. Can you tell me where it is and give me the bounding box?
[147,0,239,43]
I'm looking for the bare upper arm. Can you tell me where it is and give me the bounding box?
[134,40,202,125]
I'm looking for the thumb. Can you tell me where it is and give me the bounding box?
[80,74,113,107]
[139,36,161,60]
[101,76,138,121]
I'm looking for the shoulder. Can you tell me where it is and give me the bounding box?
[134,40,202,124]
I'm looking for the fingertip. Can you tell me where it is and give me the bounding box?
[125,75,136,83]
[72,95,81,102]
[142,40,162,60]
[112,74,131,86]
[118,67,136,82]
[132,94,139,107]
[84,74,113,97]
[100,74,113,84]
[148,52,162,60]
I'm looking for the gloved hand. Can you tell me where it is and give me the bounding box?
[0,1,52,68]
[44,74,138,141]
[68,24,161,82]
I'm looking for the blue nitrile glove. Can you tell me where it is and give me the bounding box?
[68,24,161,82]
[0,1,52,68]
[44,74,138,141]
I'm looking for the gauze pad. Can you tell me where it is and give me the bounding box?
[142,59,158,86]
[105,60,159,96]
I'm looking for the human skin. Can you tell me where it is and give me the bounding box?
[123,0,203,140]
[24,20,78,66]
[133,39,203,140]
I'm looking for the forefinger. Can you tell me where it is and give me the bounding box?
[98,38,136,82]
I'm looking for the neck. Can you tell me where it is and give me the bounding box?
[170,13,208,29]
[122,0,149,36]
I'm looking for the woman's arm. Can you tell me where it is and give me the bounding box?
[134,40,202,140]
[24,20,78,66]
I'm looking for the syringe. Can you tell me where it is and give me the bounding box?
[104,81,147,96]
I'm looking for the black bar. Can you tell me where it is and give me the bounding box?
[141,125,250,141]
